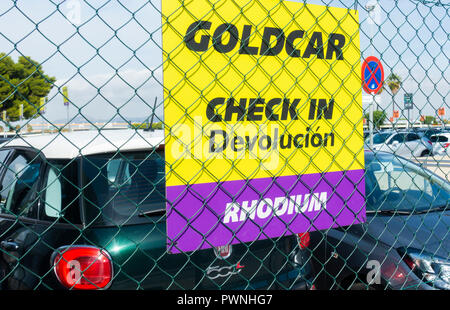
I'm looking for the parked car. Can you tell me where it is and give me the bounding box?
[414,127,444,140]
[430,132,450,155]
[0,130,314,290]
[366,131,433,157]
[0,134,15,144]
[311,151,449,290]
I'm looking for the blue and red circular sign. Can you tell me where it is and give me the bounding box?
[362,56,384,94]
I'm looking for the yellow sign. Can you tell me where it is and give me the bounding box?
[162,0,363,187]
[162,0,364,253]
[62,86,69,105]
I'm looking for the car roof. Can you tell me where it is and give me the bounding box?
[431,132,450,137]
[0,129,165,159]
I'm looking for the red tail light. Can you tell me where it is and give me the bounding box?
[297,232,310,249]
[402,254,416,271]
[52,246,113,290]
[444,143,450,148]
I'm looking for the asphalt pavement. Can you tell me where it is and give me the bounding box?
[413,155,450,181]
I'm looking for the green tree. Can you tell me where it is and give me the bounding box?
[384,72,402,118]
[385,73,402,95]
[423,116,435,125]
[364,110,387,129]
[0,53,55,122]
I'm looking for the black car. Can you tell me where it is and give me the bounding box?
[0,130,315,290]
[311,151,450,290]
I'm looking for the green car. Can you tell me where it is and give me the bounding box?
[0,130,314,290]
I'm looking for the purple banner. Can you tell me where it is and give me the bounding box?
[166,169,365,253]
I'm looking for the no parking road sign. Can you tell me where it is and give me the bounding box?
[362,56,384,94]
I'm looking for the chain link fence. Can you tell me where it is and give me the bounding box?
[0,0,448,290]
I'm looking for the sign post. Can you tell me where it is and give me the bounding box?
[363,94,382,147]
[62,86,69,130]
[404,93,413,129]
[362,56,384,147]
[438,107,445,128]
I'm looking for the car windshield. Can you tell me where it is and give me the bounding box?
[369,133,391,145]
[365,152,450,213]
[82,150,166,226]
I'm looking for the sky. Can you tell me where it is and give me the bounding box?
[0,0,448,125]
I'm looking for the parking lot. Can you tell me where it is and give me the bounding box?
[414,155,450,180]
[0,0,448,294]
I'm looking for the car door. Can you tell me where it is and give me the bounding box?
[0,148,83,290]
[79,151,311,290]
[431,135,449,154]
[405,133,422,156]
[0,148,43,289]
[385,133,405,155]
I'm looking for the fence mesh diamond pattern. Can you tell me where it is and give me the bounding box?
[0,0,448,290]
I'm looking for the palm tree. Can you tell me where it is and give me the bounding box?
[385,73,402,118]
[385,73,402,94]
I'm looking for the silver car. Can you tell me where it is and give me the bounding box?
[367,131,433,157]
[430,133,450,155]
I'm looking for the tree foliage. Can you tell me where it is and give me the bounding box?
[364,110,387,129]
[0,53,55,122]
[423,116,436,125]
[385,73,402,95]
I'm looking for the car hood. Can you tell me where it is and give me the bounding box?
[365,210,450,258]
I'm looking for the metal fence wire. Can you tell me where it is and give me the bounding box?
[0,0,448,290]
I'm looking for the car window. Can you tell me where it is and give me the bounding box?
[0,150,10,166]
[430,135,448,143]
[82,151,166,226]
[0,151,41,218]
[42,160,81,224]
[388,134,404,144]
[365,153,449,212]
[371,133,391,144]
[44,167,62,218]
[405,133,420,142]
[106,159,121,183]
[424,130,440,138]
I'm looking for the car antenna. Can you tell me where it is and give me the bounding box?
[145,97,158,132]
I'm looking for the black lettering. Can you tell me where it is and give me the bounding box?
[302,32,324,59]
[266,98,281,121]
[304,127,310,147]
[311,133,323,147]
[280,134,292,149]
[239,25,259,55]
[260,27,285,56]
[213,23,239,53]
[259,135,272,150]
[285,30,304,57]
[272,128,279,150]
[281,98,300,120]
[206,97,225,122]
[308,99,317,120]
[293,134,303,148]
[245,135,259,151]
[326,33,345,60]
[247,98,264,121]
[225,98,247,122]
[232,136,244,151]
[317,99,334,120]
[209,130,228,152]
[184,21,212,52]
[324,132,335,147]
